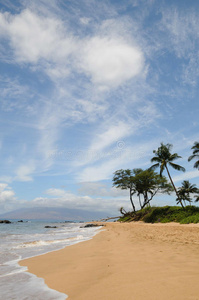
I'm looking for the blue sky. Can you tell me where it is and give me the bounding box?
[0,0,199,216]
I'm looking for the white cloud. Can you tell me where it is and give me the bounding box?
[78,182,128,197]
[0,176,12,183]
[1,1,193,214]
[75,98,109,123]
[0,8,148,180]
[0,9,145,89]
[37,115,60,164]
[173,170,199,184]
[160,9,199,57]
[89,122,132,152]
[15,163,35,182]
[0,189,15,201]
[80,36,144,88]
[73,105,160,169]
[0,9,76,64]
[80,17,91,25]
[0,183,17,213]
[0,183,10,192]
[30,187,132,214]
[46,188,68,197]
[76,138,162,182]
[160,7,199,86]
[77,151,133,182]
[0,76,31,113]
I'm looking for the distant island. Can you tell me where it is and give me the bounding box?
[0,207,112,221]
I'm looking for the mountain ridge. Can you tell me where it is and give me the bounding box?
[0,207,111,221]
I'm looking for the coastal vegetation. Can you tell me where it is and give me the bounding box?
[113,168,172,211]
[118,206,199,224]
[113,142,199,223]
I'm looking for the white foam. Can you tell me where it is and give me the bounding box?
[0,271,68,299]
[0,222,102,300]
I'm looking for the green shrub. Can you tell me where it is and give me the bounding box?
[180,214,199,224]
[119,205,199,224]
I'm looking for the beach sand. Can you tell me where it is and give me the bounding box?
[20,222,199,300]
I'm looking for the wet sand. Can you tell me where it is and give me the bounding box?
[20,222,199,300]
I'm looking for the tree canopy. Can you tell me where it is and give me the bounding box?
[112,142,199,215]
[132,168,172,209]
[113,168,172,211]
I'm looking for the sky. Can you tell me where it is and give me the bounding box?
[0,0,199,216]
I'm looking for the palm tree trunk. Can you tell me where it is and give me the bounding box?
[165,164,184,209]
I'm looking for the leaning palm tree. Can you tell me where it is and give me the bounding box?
[188,142,199,169]
[177,180,199,206]
[150,143,185,208]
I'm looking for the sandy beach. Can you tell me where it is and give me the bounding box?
[20,222,199,300]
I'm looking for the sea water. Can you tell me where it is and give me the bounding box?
[0,220,101,299]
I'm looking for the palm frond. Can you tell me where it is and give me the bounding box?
[149,163,160,171]
[194,160,199,169]
[191,142,199,150]
[188,142,199,169]
[192,149,199,155]
[188,154,199,169]
[169,162,185,172]
[195,195,199,202]
[150,157,162,163]
[162,143,173,152]
[169,153,182,162]
[188,154,195,162]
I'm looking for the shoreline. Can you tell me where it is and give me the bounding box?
[20,222,199,300]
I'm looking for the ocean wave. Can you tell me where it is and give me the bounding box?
[13,235,85,248]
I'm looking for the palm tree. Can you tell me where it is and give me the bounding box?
[188,142,199,169]
[177,180,199,206]
[150,143,185,208]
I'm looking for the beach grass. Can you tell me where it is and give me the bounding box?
[118,205,199,224]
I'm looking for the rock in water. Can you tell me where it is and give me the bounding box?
[44,226,57,228]
[81,223,104,228]
[0,220,11,224]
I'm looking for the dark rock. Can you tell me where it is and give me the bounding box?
[81,223,104,228]
[64,221,75,223]
[44,226,57,228]
[18,220,23,222]
[0,220,11,224]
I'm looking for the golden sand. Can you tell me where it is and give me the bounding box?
[20,222,199,300]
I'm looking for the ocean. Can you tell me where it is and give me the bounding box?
[0,220,102,299]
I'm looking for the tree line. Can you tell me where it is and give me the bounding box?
[113,142,199,212]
